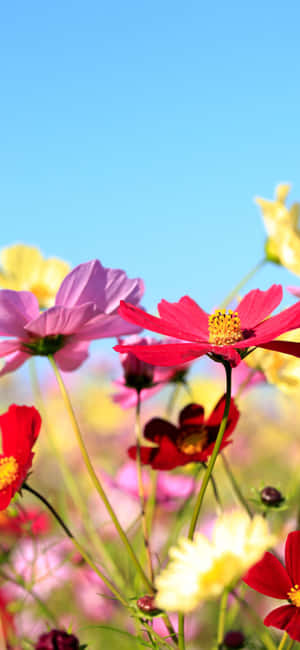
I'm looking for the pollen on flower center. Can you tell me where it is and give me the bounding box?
[177,427,208,454]
[288,584,300,607]
[208,309,243,346]
[0,456,18,490]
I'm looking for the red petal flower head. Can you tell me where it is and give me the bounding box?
[243,530,300,641]
[35,629,79,649]
[0,405,41,510]
[128,395,239,470]
[115,285,300,368]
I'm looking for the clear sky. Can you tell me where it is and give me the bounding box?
[0,1,299,313]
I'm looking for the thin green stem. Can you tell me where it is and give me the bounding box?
[48,355,153,593]
[221,453,253,517]
[220,258,266,309]
[166,384,182,417]
[286,640,295,650]
[178,613,185,650]
[0,566,57,625]
[216,589,229,648]
[278,632,289,650]
[202,462,223,514]
[188,361,232,540]
[232,590,277,650]
[135,391,154,583]
[23,482,128,607]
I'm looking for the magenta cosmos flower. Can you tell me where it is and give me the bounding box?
[0,259,144,375]
[243,531,300,642]
[113,335,189,408]
[115,285,300,367]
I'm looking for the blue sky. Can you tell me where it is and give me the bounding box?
[0,1,299,313]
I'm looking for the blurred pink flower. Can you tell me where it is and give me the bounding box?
[113,335,189,409]
[0,260,144,375]
[104,461,196,509]
[73,567,116,621]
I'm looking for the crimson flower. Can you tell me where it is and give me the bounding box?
[115,285,300,367]
[128,395,239,469]
[35,630,79,649]
[0,404,41,510]
[243,531,300,642]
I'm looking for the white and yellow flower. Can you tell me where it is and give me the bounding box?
[156,510,275,613]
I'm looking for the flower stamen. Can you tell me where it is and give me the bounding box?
[288,584,300,607]
[177,427,208,454]
[208,309,243,346]
[0,456,18,490]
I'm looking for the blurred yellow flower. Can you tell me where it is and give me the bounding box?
[0,244,70,307]
[255,184,300,275]
[245,329,300,395]
[156,510,275,612]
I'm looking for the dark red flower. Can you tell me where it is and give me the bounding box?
[243,530,300,642]
[35,629,79,649]
[115,285,300,367]
[128,395,239,470]
[0,405,41,510]
[0,507,49,536]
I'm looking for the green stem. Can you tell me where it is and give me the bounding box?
[135,391,154,583]
[48,355,153,593]
[220,258,266,309]
[166,384,182,417]
[278,632,289,650]
[0,566,57,625]
[178,613,185,650]
[202,462,223,514]
[188,361,232,540]
[221,453,253,517]
[23,482,128,607]
[232,589,277,650]
[216,589,229,648]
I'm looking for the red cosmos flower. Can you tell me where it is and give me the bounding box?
[243,531,300,642]
[128,395,239,470]
[115,285,300,367]
[0,405,41,510]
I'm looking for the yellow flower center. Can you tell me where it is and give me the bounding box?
[177,427,208,454]
[208,309,243,346]
[288,584,300,607]
[0,456,18,490]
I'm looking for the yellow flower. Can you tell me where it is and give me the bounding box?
[0,244,70,308]
[155,510,275,613]
[255,184,300,274]
[245,329,300,395]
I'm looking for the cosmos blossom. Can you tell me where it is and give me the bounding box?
[115,284,300,367]
[0,259,144,375]
[243,531,300,642]
[0,404,41,510]
[128,396,239,470]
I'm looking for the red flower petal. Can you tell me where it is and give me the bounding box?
[114,342,209,366]
[236,285,283,329]
[0,405,41,459]
[241,300,300,347]
[179,404,205,428]
[158,296,209,338]
[285,531,300,585]
[144,418,178,443]
[129,436,188,470]
[259,341,300,358]
[118,301,205,342]
[206,396,239,433]
[128,445,157,465]
[243,551,292,599]
[264,605,300,642]
[0,486,13,511]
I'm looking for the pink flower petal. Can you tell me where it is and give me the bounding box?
[0,351,30,377]
[78,312,143,340]
[243,552,292,599]
[0,340,21,357]
[0,290,39,337]
[114,342,208,366]
[158,296,209,338]
[237,285,283,329]
[287,286,300,298]
[25,303,97,337]
[53,339,90,371]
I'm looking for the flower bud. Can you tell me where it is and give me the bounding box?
[137,594,161,615]
[223,629,245,648]
[260,486,284,506]
[118,337,155,390]
[35,629,80,649]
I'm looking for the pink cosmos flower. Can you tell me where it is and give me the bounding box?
[115,285,300,367]
[113,335,189,409]
[0,259,144,375]
[288,286,300,298]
